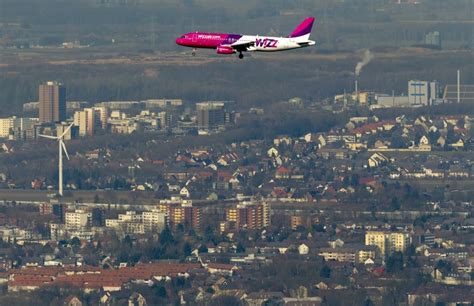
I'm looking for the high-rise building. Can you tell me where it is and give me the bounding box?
[39,81,66,123]
[56,122,78,140]
[225,201,270,230]
[365,231,411,257]
[158,111,174,130]
[142,210,167,232]
[73,108,103,136]
[158,202,200,230]
[93,106,108,129]
[196,102,225,129]
[65,209,92,230]
[291,215,303,230]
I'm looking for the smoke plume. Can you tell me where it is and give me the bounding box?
[355,49,373,77]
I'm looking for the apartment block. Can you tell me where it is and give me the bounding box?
[225,201,270,230]
[65,209,92,230]
[365,231,411,257]
[105,210,166,235]
[157,201,200,230]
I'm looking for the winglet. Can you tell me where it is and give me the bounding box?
[289,17,315,38]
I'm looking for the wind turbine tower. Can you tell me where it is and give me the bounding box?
[39,124,73,197]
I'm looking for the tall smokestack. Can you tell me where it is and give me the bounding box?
[457,69,461,103]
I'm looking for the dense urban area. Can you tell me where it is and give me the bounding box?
[0,0,473,305]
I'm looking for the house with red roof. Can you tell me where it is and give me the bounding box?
[275,166,291,179]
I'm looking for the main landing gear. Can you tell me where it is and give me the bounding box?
[192,48,196,56]
[238,52,243,59]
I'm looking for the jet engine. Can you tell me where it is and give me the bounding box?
[216,46,235,54]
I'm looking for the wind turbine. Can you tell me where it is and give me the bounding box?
[39,123,73,197]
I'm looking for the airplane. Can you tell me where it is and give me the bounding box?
[176,17,316,59]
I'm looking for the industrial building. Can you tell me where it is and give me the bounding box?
[443,84,474,104]
[196,102,225,129]
[374,80,440,108]
[408,80,438,106]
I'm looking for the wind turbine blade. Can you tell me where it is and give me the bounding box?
[38,134,57,140]
[60,123,74,139]
[61,141,70,160]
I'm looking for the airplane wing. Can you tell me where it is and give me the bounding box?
[230,40,255,52]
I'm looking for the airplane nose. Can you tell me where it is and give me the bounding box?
[176,38,183,45]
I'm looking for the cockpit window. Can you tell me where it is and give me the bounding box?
[180,35,185,39]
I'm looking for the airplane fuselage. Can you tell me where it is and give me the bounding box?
[176,32,314,52]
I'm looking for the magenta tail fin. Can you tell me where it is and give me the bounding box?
[289,17,315,38]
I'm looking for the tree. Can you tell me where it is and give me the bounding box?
[236,242,246,253]
[203,225,218,244]
[390,196,400,211]
[320,265,331,278]
[159,227,175,246]
[122,235,133,249]
[198,244,208,253]
[182,242,192,257]
[386,252,404,273]
[350,174,360,187]
[312,224,325,232]
[152,284,167,298]
[70,237,81,247]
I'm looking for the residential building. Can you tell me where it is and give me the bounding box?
[368,152,389,168]
[225,201,270,230]
[158,111,174,130]
[56,122,78,140]
[0,117,37,139]
[65,209,92,230]
[142,210,167,232]
[318,246,377,264]
[106,210,167,235]
[365,231,411,257]
[73,108,101,136]
[158,201,201,230]
[93,106,108,129]
[291,215,303,230]
[39,81,66,123]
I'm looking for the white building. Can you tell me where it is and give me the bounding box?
[142,210,166,231]
[408,80,438,106]
[365,231,411,257]
[65,209,92,230]
[0,117,38,139]
[106,210,166,234]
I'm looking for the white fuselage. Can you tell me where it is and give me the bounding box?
[234,35,315,52]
